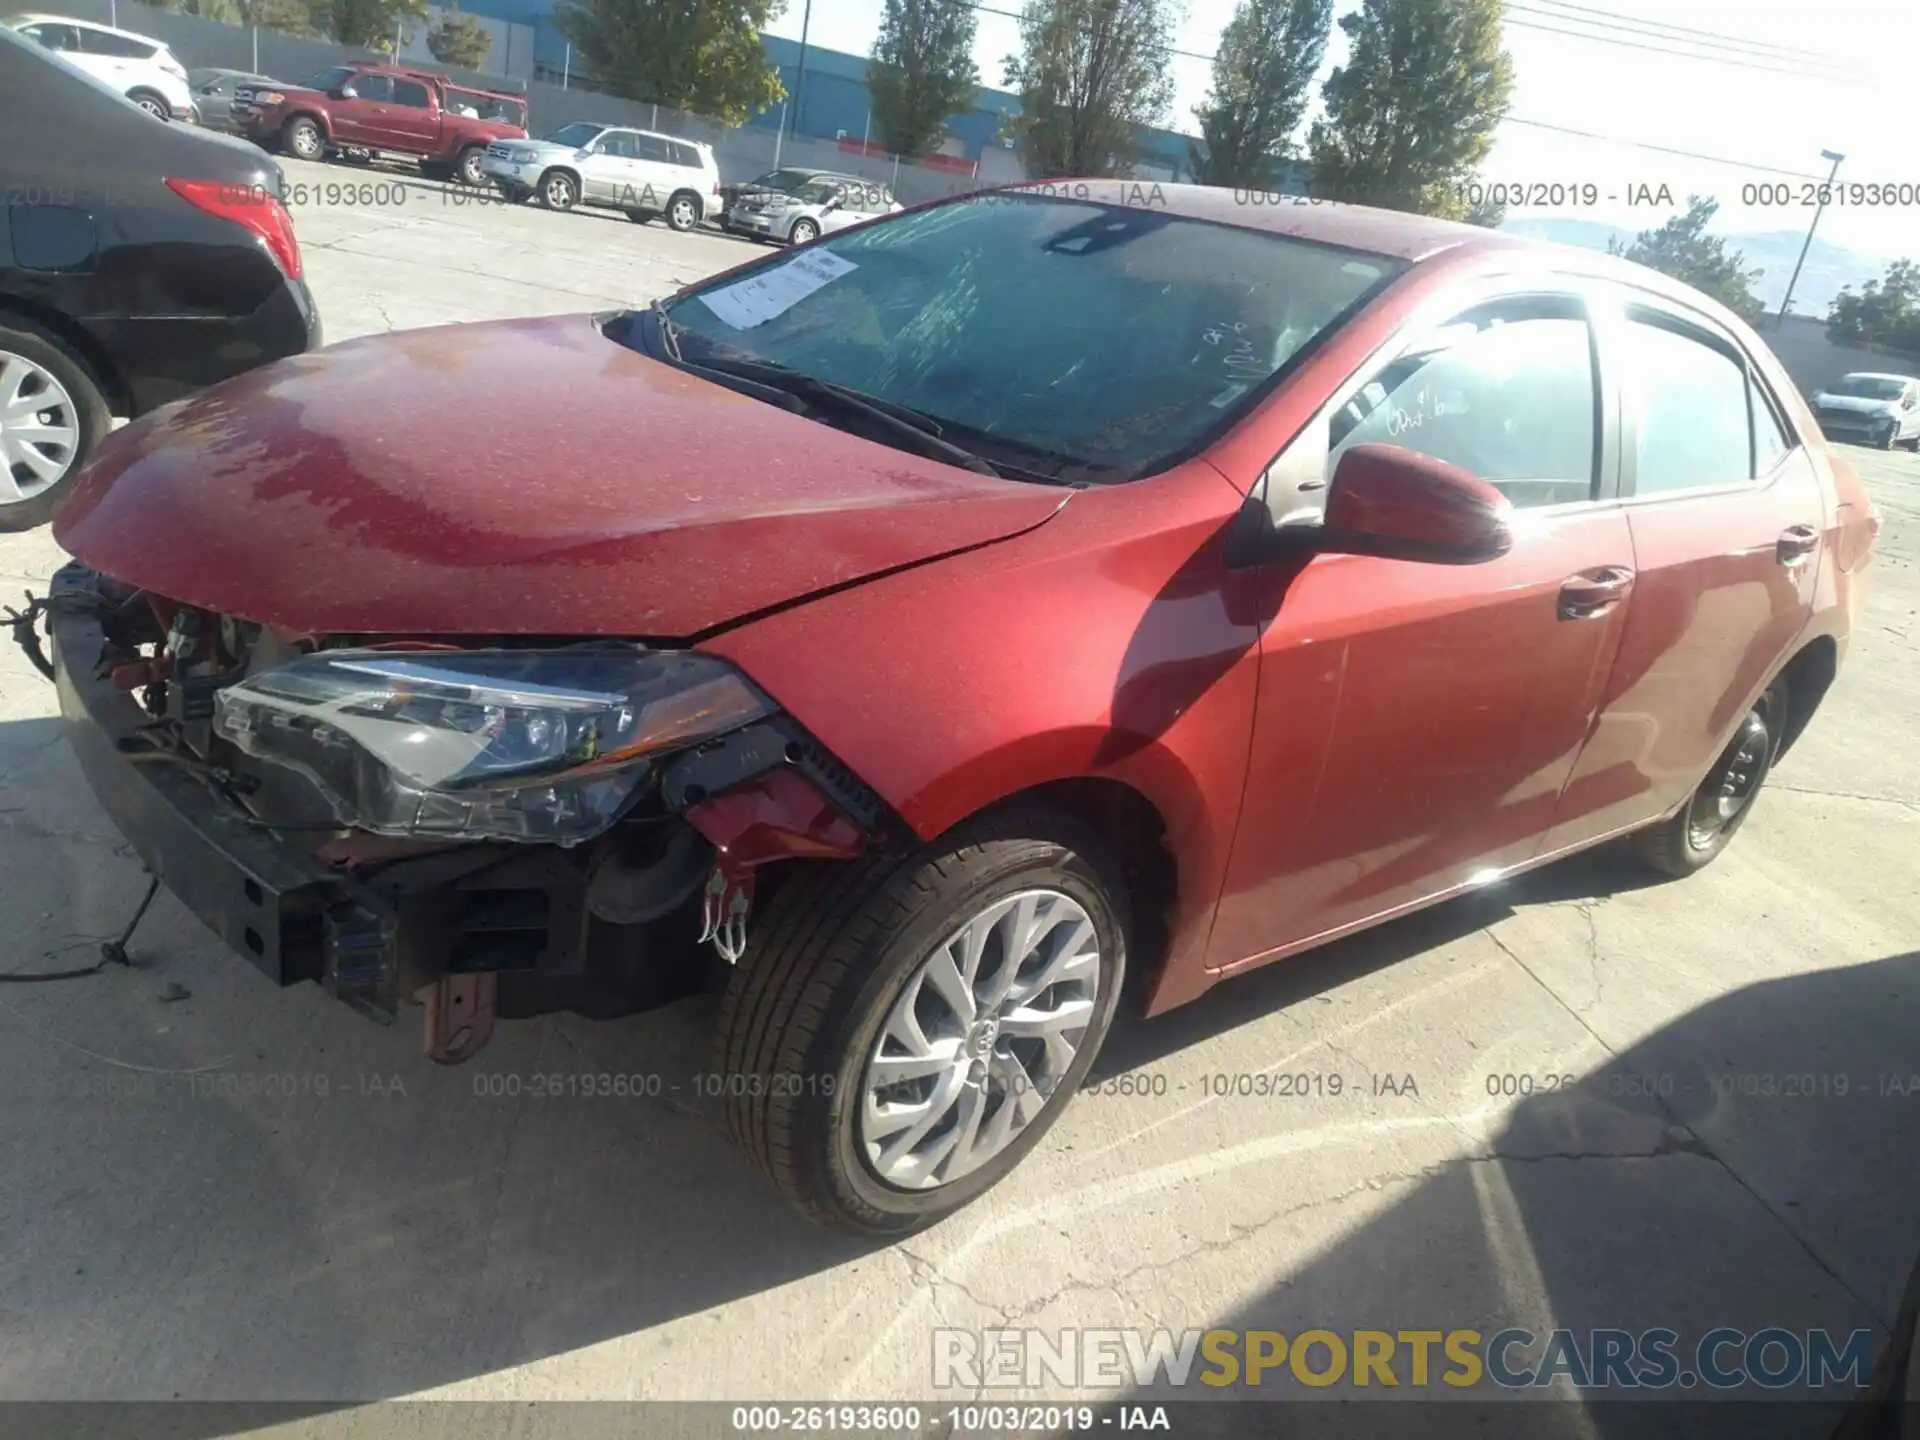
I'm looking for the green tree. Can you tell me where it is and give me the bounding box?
[557,0,786,127]
[1002,0,1173,177]
[326,0,427,49]
[1307,0,1513,219]
[1190,0,1330,190]
[427,6,493,68]
[1828,258,1920,354]
[867,0,979,160]
[1609,195,1766,324]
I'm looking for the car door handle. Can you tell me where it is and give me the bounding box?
[1777,525,1820,564]
[1558,567,1635,620]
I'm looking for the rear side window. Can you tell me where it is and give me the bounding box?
[391,78,430,108]
[670,141,700,169]
[1328,299,1599,509]
[81,28,156,58]
[635,134,674,164]
[1622,316,1753,494]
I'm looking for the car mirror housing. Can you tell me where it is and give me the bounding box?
[1317,443,1514,565]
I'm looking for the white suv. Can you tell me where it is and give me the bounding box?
[481,122,724,232]
[7,14,194,120]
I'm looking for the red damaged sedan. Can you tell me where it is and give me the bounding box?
[27,183,1880,1234]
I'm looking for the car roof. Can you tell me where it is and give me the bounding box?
[1836,371,1916,383]
[8,12,167,42]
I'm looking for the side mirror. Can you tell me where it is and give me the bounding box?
[1317,443,1513,565]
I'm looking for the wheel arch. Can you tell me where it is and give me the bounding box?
[963,775,1179,1012]
[0,295,131,416]
[537,165,582,196]
[1773,633,1840,761]
[282,108,331,140]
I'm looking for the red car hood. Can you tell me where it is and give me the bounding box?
[55,316,1068,637]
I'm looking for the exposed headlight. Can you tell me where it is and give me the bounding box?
[213,647,773,845]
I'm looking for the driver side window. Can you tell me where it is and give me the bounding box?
[1327,297,1599,509]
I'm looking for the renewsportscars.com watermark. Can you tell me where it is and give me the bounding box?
[931,1327,1876,1392]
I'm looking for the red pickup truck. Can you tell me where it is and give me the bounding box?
[232,63,528,186]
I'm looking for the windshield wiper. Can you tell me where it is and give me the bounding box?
[645,308,1006,477]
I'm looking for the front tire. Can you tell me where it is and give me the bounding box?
[0,319,112,533]
[455,146,487,187]
[713,808,1128,1235]
[283,115,324,162]
[539,169,579,211]
[1632,676,1788,877]
[788,216,820,245]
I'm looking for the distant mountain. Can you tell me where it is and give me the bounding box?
[1499,217,1892,317]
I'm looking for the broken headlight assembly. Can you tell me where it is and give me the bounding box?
[211,647,773,845]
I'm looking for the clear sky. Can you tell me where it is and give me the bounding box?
[762,0,1915,262]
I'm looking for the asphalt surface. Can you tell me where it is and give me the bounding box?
[0,157,1917,1431]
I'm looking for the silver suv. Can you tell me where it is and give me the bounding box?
[481,121,723,231]
[722,168,901,245]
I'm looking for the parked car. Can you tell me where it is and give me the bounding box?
[0,27,319,531]
[481,122,723,230]
[230,63,527,186]
[1807,371,1920,450]
[29,183,1878,1235]
[722,167,900,244]
[6,13,193,120]
[188,66,280,133]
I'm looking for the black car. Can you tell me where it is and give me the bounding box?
[1,29,321,531]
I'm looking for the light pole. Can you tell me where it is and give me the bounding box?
[786,0,812,142]
[1777,149,1845,326]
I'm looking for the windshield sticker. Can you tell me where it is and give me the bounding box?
[697,250,859,330]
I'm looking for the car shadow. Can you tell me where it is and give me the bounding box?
[1111,949,1920,1439]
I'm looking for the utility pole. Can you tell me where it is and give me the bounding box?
[1777,150,1845,326]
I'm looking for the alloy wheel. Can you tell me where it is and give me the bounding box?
[134,95,168,119]
[0,352,80,504]
[860,889,1100,1191]
[1686,692,1779,850]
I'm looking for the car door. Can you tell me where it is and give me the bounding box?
[329,72,389,146]
[597,132,649,209]
[1541,294,1826,851]
[381,76,439,152]
[819,181,870,235]
[631,133,681,209]
[75,25,125,87]
[1208,288,1638,970]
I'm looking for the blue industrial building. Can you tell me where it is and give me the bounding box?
[463,0,1198,176]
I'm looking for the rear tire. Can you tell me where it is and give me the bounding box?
[666,190,701,232]
[1632,676,1788,877]
[0,318,112,534]
[128,89,170,120]
[712,807,1128,1235]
